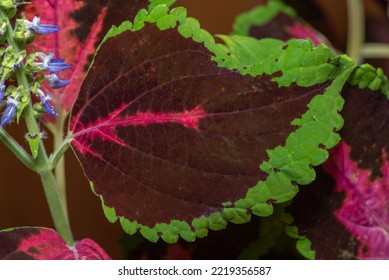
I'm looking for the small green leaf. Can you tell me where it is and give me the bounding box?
[25,133,40,159]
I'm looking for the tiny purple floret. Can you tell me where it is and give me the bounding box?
[35,52,71,73]
[0,97,19,126]
[45,74,70,89]
[40,93,57,117]
[25,16,60,35]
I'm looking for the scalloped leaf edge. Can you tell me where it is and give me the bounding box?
[232,0,297,37]
[347,63,389,98]
[79,4,357,243]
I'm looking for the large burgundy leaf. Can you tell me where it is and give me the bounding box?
[69,7,352,242]
[0,227,110,260]
[70,24,321,226]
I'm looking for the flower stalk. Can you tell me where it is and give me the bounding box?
[0,6,74,245]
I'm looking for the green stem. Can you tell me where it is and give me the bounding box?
[49,132,71,170]
[53,113,69,216]
[346,0,365,61]
[361,43,389,59]
[40,170,74,245]
[0,127,35,170]
[0,8,74,244]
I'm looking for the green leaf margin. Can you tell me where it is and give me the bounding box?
[347,63,389,98]
[232,0,296,37]
[77,4,357,243]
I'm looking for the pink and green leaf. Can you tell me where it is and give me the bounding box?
[288,69,389,259]
[0,227,110,260]
[69,5,356,243]
[326,76,389,259]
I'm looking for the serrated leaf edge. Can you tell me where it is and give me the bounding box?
[347,63,389,98]
[232,0,297,37]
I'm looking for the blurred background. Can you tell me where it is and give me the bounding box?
[0,0,387,259]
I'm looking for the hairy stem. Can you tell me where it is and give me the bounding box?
[346,0,365,61]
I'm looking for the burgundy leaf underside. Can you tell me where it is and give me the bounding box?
[0,228,110,260]
[70,24,330,227]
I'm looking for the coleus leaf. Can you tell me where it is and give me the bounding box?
[0,227,110,260]
[327,73,389,259]
[232,0,329,46]
[234,1,389,259]
[289,65,389,259]
[69,5,356,243]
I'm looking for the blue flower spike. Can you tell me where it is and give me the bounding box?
[35,52,71,73]
[0,96,19,126]
[45,73,69,89]
[24,16,60,35]
[37,90,57,117]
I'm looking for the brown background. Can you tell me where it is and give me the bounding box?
[0,0,386,259]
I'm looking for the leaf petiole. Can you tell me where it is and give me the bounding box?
[48,133,71,171]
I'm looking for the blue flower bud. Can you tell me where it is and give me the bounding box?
[35,52,71,73]
[38,92,57,117]
[45,73,70,89]
[0,96,19,126]
[24,16,60,35]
